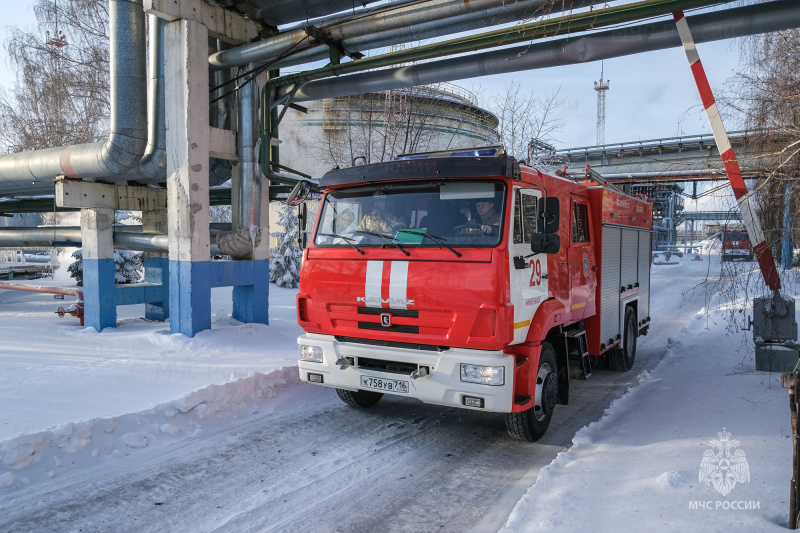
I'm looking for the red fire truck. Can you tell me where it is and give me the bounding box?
[296,147,652,441]
[721,228,753,262]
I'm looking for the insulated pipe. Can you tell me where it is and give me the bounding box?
[274,0,800,106]
[0,227,225,254]
[137,15,167,182]
[270,0,733,96]
[209,0,597,70]
[0,0,147,197]
[212,41,235,130]
[224,0,381,27]
[216,66,262,258]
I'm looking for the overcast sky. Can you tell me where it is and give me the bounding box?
[0,1,744,150]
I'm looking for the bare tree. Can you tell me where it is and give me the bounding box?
[730,27,800,270]
[490,81,564,162]
[0,0,109,152]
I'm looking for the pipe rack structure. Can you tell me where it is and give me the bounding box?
[0,0,798,336]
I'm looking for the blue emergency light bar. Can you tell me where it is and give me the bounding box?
[394,146,504,160]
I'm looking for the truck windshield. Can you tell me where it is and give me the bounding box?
[314,180,507,248]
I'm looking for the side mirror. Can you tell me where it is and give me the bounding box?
[286,181,311,206]
[531,233,560,254]
[538,197,560,233]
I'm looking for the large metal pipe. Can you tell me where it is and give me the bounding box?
[210,0,596,70]
[0,227,226,254]
[136,15,167,183]
[275,0,800,106]
[216,66,262,258]
[221,0,381,27]
[269,0,733,94]
[0,0,148,198]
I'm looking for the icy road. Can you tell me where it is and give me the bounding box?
[0,248,773,532]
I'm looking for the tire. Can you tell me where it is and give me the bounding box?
[335,388,383,408]
[505,342,558,442]
[609,307,637,371]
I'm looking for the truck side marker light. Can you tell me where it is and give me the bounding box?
[514,320,531,329]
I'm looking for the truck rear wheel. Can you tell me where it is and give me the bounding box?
[336,388,383,408]
[505,343,558,442]
[609,307,637,371]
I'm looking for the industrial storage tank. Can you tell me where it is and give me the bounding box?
[279,83,500,179]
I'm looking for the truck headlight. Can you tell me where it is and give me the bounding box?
[460,364,504,386]
[299,345,323,363]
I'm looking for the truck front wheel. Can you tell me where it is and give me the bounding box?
[505,343,558,442]
[609,306,637,371]
[336,388,383,408]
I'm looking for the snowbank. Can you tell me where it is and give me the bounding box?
[0,367,301,493]
[502,257,794,532]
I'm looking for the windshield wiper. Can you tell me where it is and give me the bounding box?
[318,232,365,255]
[353,230,411,256]
[396,230,462,258]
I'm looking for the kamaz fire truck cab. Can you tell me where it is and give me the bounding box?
[296,147,652,441]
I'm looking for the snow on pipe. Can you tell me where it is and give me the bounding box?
[0,0,147,198]
[216,65,262,259]
[212,0,382,27]
[274,0,800,106]
[209,0,597,70]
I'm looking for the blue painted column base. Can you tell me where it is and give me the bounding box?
[168,259,270,337]
[232,260,269,325]
[82,258,117,331]
[169,261,212,337]
[144,256,170,321]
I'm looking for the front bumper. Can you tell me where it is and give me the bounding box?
[297,333,515,413]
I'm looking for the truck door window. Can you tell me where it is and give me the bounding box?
[572,202,590,242]
[513,190,539,244]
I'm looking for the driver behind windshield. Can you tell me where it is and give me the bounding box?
[355,192,407,234]
[476,197,502,235]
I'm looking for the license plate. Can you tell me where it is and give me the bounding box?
[360,375,409,394]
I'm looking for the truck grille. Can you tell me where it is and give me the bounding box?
[357,357,418,375]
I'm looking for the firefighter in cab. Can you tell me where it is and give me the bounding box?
[476,196,502,235]
[355,192,406,233]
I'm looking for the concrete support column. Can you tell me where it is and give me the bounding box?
[80,208,116,331]
[143,209,169,321]
[165,18,211,337]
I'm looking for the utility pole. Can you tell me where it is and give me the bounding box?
[594,63,609,146]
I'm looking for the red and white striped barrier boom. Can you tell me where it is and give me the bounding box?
[674,10,781,291]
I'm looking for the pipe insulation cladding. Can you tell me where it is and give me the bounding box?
[213,0,382,27]
[209,0,598,71]
[274,0,800,106]
[0,0,148,197]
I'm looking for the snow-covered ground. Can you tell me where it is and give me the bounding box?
[0,245,796,531]
[504,248,795,531]
[0,283,303,491]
